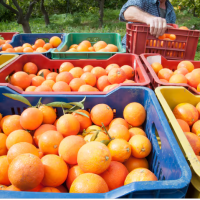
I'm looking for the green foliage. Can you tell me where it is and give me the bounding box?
[0,3,15,22]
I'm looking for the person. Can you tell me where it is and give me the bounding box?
[119,0,176,48]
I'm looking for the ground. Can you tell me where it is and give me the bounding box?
[0,9,200,60]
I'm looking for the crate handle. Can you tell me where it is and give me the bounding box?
[150,123,162,153]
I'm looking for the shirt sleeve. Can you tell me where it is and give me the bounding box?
[171,10,176,24]
[119,0,145,22]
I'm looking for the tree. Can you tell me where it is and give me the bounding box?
[40,0,50,26]
[95,0,105,28]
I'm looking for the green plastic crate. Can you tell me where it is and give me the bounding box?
[51,33,126,59]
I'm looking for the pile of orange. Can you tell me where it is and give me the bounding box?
[67,40,118,52]
[151,60,200,91]
[173,102,200,160]
[0,39,12,48]
[0,36,61,53]
[0,101,157,193]
[8,61,135,92]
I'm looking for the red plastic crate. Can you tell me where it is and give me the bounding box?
[0,32,19,40]
[126,23,200,60]
[0,54,150,94]
[140,53,200,94]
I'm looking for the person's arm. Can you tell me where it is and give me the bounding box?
[124,6,167,38]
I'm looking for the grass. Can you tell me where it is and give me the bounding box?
[0,8,200,59]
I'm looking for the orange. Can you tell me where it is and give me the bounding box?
[196,102,200,115]
[35,39,45,48]
[36,47,47,52]
[83,65,93,72]
[15,86,23,91]
[103,84,118,92]
[0,156,10,185]
[106,64,120,74]
[72,109,92,132]
[69,67,84,78]
[91,67,107,79]
[185,72,200,88]
[69,44,78,49]
[109,118,129,129]
[46,72,58,82]
[23,47,34,52]
[121,65,134,79]
[105,44,118,52]
[4,185,20,191]
[14,47,23,53]
[177,119,190,132]
[59,62,74,73]
[40,187,60,193]
[169,74,187,84]
[81,72,97,87]
[177,61,194,72]
[7,142,39,164]
[0,133,8,156]
[174,68,189,76]
[173,103,199,126]
[108,139,131,162]
[6,48,15,53]
[38,105,57,124]
[96,75,111,91]
[10,71,31,89]
[169,34,176,40]
[70,173,109,193]
[66,165,84,189]
[0,185,7,190]
[124,168,157,185]
[77,141,111,174]
[185,132,200,155]
[23,62,38,74]
[123,102,146,127]
[77,44,89,52]
[86,125,102,134]
[8,153,44,191]
[124,156,149,172]
[6,129,32,149]
[2,44,13,51]
[59,135,86,164]
[39,131,63,155]
[28,184,43,192]
[37,69,51,79]
[79,40,91,48]
[90,104,113,126]
[41,80,55,89]
[20,107,43,130]
[78,85,98,92]
[158,68,173,81]
[41,154,68,187]
[192,120,200,137]
[151,62,163,74]
[158,34,165,40]
[93,41,107,52]
[68,78,85,91]
[179,26,189,30]
[129,135,152,158]
[34,85,52,92]
[56,72,73,84]
[52,81,71,92]
[129,127,147,138]
[56,114,80,137]
[31,76,45,87]
[32,45,37,50]
[3,115,22,136]
[100,161,128,190]
[88,47,95,51]
[29,74,37,79]
[197,83,200,92]
[108,68,126,84]
[43,43,53,51]
[33,124,56,147]
[108,124,130,141]
[49,36,62,48]
[56,185,68,193]
[0,115,11,130]
[85,131,109,143]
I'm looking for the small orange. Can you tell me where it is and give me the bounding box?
[35,39,45,48]
[41,80,55,89]
[38,105,57,124]
[59,62,74,73]
[129,127,147,138]
[108,68,126,84]
[0,116,11,130]
[43,43,53,51]
[34,85,52,92]
[83,65,93,72]
[177,119,190,132]
[96,75,111,91]
[0,156,10,185]
[69,44,78,49]
[151,62,163,74]
[93,41,107,52]
[46,72,58,82]
[81,72,97,87]
[6,48,15,53]
[69,78,86,91]
[22,43,32,49]
[121,65,134,79]
[91,67,107,79]
[14,47,23,53]
[158,68,173,81]
[79,40,91,48]
[2,44,13,51]
[52,81,71,92]
[191,120,200,137]
[77,44,89,52]
[177,61,194,72]
[174,68,189,76]
[109,118,129,129]
[56,185,68,193]
[169,74,187,84]
[31,76,45,87]
[37,69,51,79]
[36,47,47,52]
[78,85,98,92]
[106,64,120,74]
[23,47,34,53]
[69,67,84,78]
[40,187,60,193]
[49,36,62,48]
[23,62,38,74]
[0,133,8,156]
[179,26,189,30]
[56,72,73,84]
[105,44,118,52]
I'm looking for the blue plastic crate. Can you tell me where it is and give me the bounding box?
[0,33,67,58]
[0,86,191,198]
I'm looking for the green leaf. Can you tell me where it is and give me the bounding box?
[45,102,74,109]
[3,93,32,107]
[73,111,89,118]
[70,97,86,109]
[100,140,110,146]
[39,71,44,78]
[90,131,99,141]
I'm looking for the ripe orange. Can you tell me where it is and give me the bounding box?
[105,44,118,52]
[66,165,84,189]
[14,47,23,53]
[106,64,120,74]
[0,115,11,130]
[69,67,84,78]
[177,119,190,132]
[179,26,189,30]
[35,39,45,48]
[2,44,13,51]
[78,85,98,92]
[100,161,128,190]
[158,68,173,81]
[31,76,45,87]
[185,132,200,155]
[174,68,188,76]
[124,168,157,185]
[41,154,68,187]
[20,107,43,130]
[6,129,33,149]
[177,61,194,72]
[46,72,58,82]
[0,156,10,185]
[6,48,15,53]
[37,69,51,79]
[7,142,39,164]
[108,68,126,84]
[8,153,44,191]
[109,118,129,129]
[77,141,111,174]
[56,185,68,193]
[70,173,109,193]
[96,75,111,91]
[34,85,52,92]
[90,104,113,126]
[93,41,107,52]
[40,187,60,193]
[3,115,22,136]
[56,114,80,137]
[69,78,86,91]
[81,72,97,87]
[129,127,147,138]
[108,139,131,162]
[129,135,152,158]
[28,184,43,192]
[123,102,146,127]
[70,44,78,49]
[121,65,134,79]
[50,36,62,48]
[59,135,86,164]
[124,156,149,172]
[151,62,163,74]
[39,131,63,155]
[83,65,93,72]
[43,43,53,51]
[23,47,34,53]
[77,44,89,52]
[59,62,74,73]
[0,133,8,156]
[80,40,91,48]
[84,131,109,143]
[52,81,71,92]
[33,124,56,147]
[23,62,38,75]
[41,80,55,89]
[38,105,57,124]
[185,72,200,88]
[169,74,187,84]
[192,120,200,137]
[91,67,107,79]
[72,109,92,132]
[36,47,47,53]
[10,72,31,89]
[56,72,74,84]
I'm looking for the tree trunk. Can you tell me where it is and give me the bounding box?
[21,20,32,33]
[40,0,50,26]
[99,0,104,28]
